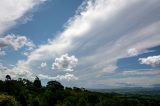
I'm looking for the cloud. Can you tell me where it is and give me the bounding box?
[139,55,160,66]
[7,0,160,87]
[0,34,35,51]
[127,48,138,56]
[52,54,78,72]
[22,52,29,56]
[122,69,160,76]
[38,73,78,81]
[7,60,34,79]
[0,63,7,72]
[0,0,46,35]
[0,61,34,80]
[40,62,47,68]
[0,48,6,56]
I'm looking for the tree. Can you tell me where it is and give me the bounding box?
[33,76,42,88]
[5,75,11,80]
[47,81,64,90]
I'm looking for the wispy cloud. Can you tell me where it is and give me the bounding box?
[6,0,160,87]
[0,0,46,35]
[38,73,78,81]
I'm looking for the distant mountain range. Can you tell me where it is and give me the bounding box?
[89,86,160,95]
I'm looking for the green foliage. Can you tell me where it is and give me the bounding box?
[33,77,42,88]
[0,75,160,106]
[0,94,20,106]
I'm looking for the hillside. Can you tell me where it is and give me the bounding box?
[0,75,160,106]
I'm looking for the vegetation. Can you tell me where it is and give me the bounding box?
[0,75,160,106]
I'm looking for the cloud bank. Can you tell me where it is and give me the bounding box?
[39,73,78,81]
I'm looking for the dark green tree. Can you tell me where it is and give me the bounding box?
[47,80,64,90]
[5,75,11,80]
[33,76,42,88]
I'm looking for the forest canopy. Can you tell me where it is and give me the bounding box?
[0,75,160,106]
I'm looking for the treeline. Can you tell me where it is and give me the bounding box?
[0,75,160,106]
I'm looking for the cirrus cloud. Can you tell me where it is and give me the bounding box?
[5,0,160,87]
[0,0,46,35]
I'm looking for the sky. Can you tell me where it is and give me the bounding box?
[0,0,160,89]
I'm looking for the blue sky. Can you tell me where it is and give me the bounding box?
[0,0,160,88]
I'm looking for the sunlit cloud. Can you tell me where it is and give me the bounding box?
[139,55,160,67]
[127,48,138,56]
[2,0,160,87]
[0,0,46,35]
[52,54,78,72]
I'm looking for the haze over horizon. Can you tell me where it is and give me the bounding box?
[0,0,160,89]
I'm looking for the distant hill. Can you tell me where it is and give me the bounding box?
[89,87,160,95]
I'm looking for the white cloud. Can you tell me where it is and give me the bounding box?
[0,63,7,72]
[0,0,46,35]
[7,0,160,87]
[139,55,160,66]
[0,34,35,51]
[127,48,138,56]
[0,61,34,80]
[23,52,29,56]
[23,0,160,70]
[52,54,78,72]
[41,62,47,68]
[38,73,78,81]
[8,60,34,79]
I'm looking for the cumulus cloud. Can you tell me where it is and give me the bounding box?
[39,73,78,81]
[0,34,35,51]
[127,48,138,56]
[40,62,47,68]
[0,0,46,35]
[139,55,160,66]
[52,54,78,72]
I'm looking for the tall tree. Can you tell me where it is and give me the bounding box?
[5,75,11,80]
[33,76,42,88]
